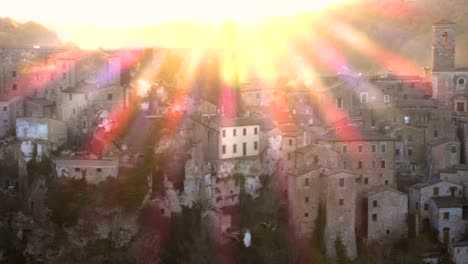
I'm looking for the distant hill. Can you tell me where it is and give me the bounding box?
[0,17,62,47]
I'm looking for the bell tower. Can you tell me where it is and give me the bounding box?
[432,20,456,72]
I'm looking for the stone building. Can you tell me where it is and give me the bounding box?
[409,180,463,234]
[323,170,358,260]
[0,96,23,138]
[365,187,408,244]
[391,124,426,175]
[428,138,461,179]
[55,155,119,184]
[429,197,466,244]
[440,165,468,198]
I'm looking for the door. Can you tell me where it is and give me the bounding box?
[443,227,450,244]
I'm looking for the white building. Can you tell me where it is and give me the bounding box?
[451,241,468,264]
[55,155,119,184]
[0,96,23,138]
[219,118,260,160]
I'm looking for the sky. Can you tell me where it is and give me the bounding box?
[0,0,346,49]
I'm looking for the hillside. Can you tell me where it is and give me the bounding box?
[0,17,62,47]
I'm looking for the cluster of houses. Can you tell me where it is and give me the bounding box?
[2,20,468,263]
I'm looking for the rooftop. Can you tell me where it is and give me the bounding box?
[431,197,464,209]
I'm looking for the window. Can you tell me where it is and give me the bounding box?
[384,95,390,103]
[287,152,291,160]
[233,129,237,136]
[434,130,439,138]
[107,94,113,100]
[222,130,226,137]
[254,127,258,135]
[342,145,347,153]
[305,197,309,203]
[385,180,389,185]
[289,139,293,146]
[62,72,66,80]
[386,230,390,235]
[372,214,377,221]
[360,92,368,104]
[222,145,226,154]
[458,77,466,86]
[404,116,410,124]
[457,102,466,112]
[336,98,343,109]
[408,147,413,156]
[343,160,348,169]
[254,141,258,151]
[304,212,309,217]
[364,178,369,185]
[243,128,246,136]
[339,178,345,187]
[444,212,450,220]
[424,203,429,211]
[408,134,413,141]
[358,145,363,152]
[314,156,319,164]
[74,168,80,172]
[381,144,386,153]
[381,160,386,169]
[2,106,7,111]
[433,187,439,196]
[395,148,400,156]
[358,161,363,169]
[12,71,16,77]
[373,200,378,208]
[96,168,102,172]
[452,145,458,153]
[233,144,237,153]
[371,144,376,152]
[12,84,17,90]
[339,199,344,206]
[403,94,408,100]
[305,178,309,186]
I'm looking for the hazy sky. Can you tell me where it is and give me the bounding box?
[1,0,345,49]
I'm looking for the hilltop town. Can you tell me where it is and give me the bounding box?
[2,19,468,264]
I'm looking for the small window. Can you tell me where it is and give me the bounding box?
[395,148,400,156]
[408,147,413,156]
[254,141,258,151]
[233,144,237,153]
[372,214,377,221]
[433,187,439,196]
[424,203,429,211]
[358,161,363,169]
[314,156,319,164]
[12,71,16,77]
[74,168,80,172]
[364,178,369,185]
[233,129,236,136]
[336,98,343,109]
[358,145,363,152]
[404,116,410,124]
[371,144,376,152]
[305,178,309,186]
[222,130,226,137]
[381,144,386,153]
[343,160,348,169]
[386,230,390,235]
[434,130,439,138]
[408,134,413,141]
[222,145,226,154]
[403,94,408,100]
[385,180,389,185]
[2,106,7,111]
[339,178,345,187]
[107,94,113,100]
[444,212,450,220]
[342,145,347,153]
[339,199,344,206]
[416,202,419,209]
[243,128,246,136]
[457,102,466,112]
[381,160,386,168]
[62,72,66,80]
[289,139,293,146]
[360,92,368,104]
[287,152,291,160]
[458,77,466,86]
[96,168,102,172]
[373,200,378,208]
[305,197,309,203]
[452,145,458,153]
[12,84,17,90]
[304,212,309,217]
[254,127,258,135]
[384,95,390,103]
